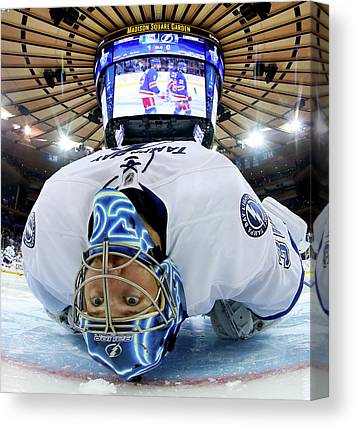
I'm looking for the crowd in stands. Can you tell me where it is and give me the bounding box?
[246,168,297,189]
[287,195,311,213]
[2,153,43,214]
[1,224,23,254]
[2,153,49,183]
[2,184,35,215]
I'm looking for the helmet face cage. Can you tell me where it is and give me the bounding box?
[72,240,179,335]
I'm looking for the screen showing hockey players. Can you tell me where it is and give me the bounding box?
[113,57,206,117]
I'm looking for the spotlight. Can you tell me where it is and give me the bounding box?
[315,115,328,134]
[88,108,102,124]
[49,8,79,27]
[287,119,303,133]
[54,68,66,84]
[240,3,271,21]
[58,135,76,151]
[218,106,232,122]
[219,111,232,122]
[17,105,31,116]
[254,3,272,20]
[217,105,225,116]
[297,97,306,109]
[244,130,264,148]
[43,70,56,88]
[24,125,32,136]
[265,64,278,83]
[254,62,265,78]
[240,3,257,21]
[49,9,64,26]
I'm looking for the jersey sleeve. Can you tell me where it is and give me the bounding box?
[22,178,97,313]
[162,157,305,318]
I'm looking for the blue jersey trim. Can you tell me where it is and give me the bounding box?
[314,232,329,316]
[315,274,329,316]
[250,232,305,321]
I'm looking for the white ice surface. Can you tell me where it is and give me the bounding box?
[1,271,328,399]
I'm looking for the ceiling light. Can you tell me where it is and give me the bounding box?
[17,105,31,116]
[254,62,265,78]
[58,135,76,151]
[288,119,303,133]
[243,130,265,148]
[280,119,303,133]
[265,64,278,83]
[1,107,15,120]
[315,117,328,134]
[43,70,56,88]
[55,68,66,84]
[24,125,32,136]
[49,8,80,27]
[88,108,102,124]
[12,123,21,130]
[240,3,271,21]
[254,3,272,20]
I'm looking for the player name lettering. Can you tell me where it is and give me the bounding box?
[127,23,191,35]
[91,145,187,162]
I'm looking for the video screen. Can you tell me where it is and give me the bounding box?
[113,57,206,118]
[95,46,113,85]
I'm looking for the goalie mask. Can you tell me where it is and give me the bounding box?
[72,188,187,381]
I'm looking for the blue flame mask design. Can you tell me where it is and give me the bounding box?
[71,188,187,381]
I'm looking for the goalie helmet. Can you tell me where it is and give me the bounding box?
[71,188,187,381]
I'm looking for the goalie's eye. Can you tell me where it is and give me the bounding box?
[125,296,140,306]
[91,297,104,307]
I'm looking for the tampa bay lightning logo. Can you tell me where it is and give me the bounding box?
[105,343,123,359]
[161,33,175,43]
[23,212,36,248]
[240,194,268,238]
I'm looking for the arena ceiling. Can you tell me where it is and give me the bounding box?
[1,2,329,162]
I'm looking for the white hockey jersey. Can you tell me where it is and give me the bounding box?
[312,204,329,315]
[3,245,15,262]
[22,140,305,318]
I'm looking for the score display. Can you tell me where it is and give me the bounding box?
[113,33,205,62]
